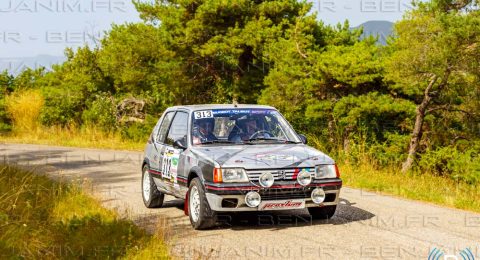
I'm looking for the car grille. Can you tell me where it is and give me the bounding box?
[246,168,315,181]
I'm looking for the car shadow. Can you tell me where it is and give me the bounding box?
[213,198,375,231]
[162,198,185,209]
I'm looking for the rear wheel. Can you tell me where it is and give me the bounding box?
[308,205,337,219]
[188,178,216,229]
[141,165,164,208]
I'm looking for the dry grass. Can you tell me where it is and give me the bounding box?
[0,125,144,151]
[340,161,480,213]
[0,164,170,259]
[5,89,44,133]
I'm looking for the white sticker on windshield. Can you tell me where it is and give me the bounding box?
[194,110,213,119]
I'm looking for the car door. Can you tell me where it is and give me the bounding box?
[158,111,189,193]
[151,111,175,172]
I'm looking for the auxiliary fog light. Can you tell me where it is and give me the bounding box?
[311,188,326,204]
[259,172,274,188]
[245,191,261,207]
[297,170,312,186]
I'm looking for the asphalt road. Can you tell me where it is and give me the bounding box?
[1,143,479,259]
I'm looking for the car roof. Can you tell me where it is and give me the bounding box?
[168,104,276,112]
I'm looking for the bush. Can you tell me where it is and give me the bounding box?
[40,85,84,126]
[120,115,157,143]
[0,73,13,132]
[5,89,44,133]
[82,93,117,131]
[418,145,480,184]
[368,133,410,167]
[0,97,11,132]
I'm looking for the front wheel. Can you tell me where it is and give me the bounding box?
[141,165,164,208]
[188,178,216,229]
[308,205,337,219]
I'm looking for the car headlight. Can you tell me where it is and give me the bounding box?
[221,168,249,183]
[315,165,337,179]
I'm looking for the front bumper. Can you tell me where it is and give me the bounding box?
[204,179,342,212]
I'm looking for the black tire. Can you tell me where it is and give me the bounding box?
[141,165,164,208]
[308,205,337,220]
[188,178,217,230]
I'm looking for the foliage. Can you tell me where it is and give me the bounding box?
[0,71,14,132]
[82,93,117,131]
[98,23,187,114]
[5,89,44,133]
[133,0,309,103]
[40,84,85,126]
[385,0,480,172]
[418,145,480,184]
[120,114,158,143]
[39,47,112,126]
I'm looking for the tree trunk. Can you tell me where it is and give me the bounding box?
[401,75,438,173]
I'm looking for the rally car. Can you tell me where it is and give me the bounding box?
[141,104,342,229]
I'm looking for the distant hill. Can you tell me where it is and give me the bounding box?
[0,55,66,75]
[353,21,394,45]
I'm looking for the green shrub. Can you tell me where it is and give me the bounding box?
[0,98,11,132]
[40,85,84,126]
[0,72,14,132]
[368,133,410,167]
[82,93,117,131]
[120,115,157,143]
[418,145,480,184]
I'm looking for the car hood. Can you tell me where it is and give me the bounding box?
[190,144,334,169]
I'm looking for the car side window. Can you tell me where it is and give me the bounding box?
[166,111,189,146]
[156,111,175,143]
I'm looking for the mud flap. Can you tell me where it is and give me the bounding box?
[184,190,189,216]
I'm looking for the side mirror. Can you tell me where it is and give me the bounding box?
[173,139,187,150]
[298,134,307,144]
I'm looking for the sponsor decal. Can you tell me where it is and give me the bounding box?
[210,109,275,116]
[162,149,180,183]
[255,154,298,162]
[259,200,305,210]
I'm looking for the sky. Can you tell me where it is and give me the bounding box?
[310,0,414,25]
[0,0,414,71]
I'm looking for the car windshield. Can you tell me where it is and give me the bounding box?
[191,109,301,145]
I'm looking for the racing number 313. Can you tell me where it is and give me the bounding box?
[194,110,213,119]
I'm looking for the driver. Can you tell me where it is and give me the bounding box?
[231,117,266,142]
[192,118,217,144]
[244,119,258,138]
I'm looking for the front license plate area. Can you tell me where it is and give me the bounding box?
[258,199,305,211]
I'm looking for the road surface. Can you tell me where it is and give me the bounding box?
[1,143,479,259]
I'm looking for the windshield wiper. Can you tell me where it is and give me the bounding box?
[281,140,301,144]
[199,140,236,145]
[246,137,300,144]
